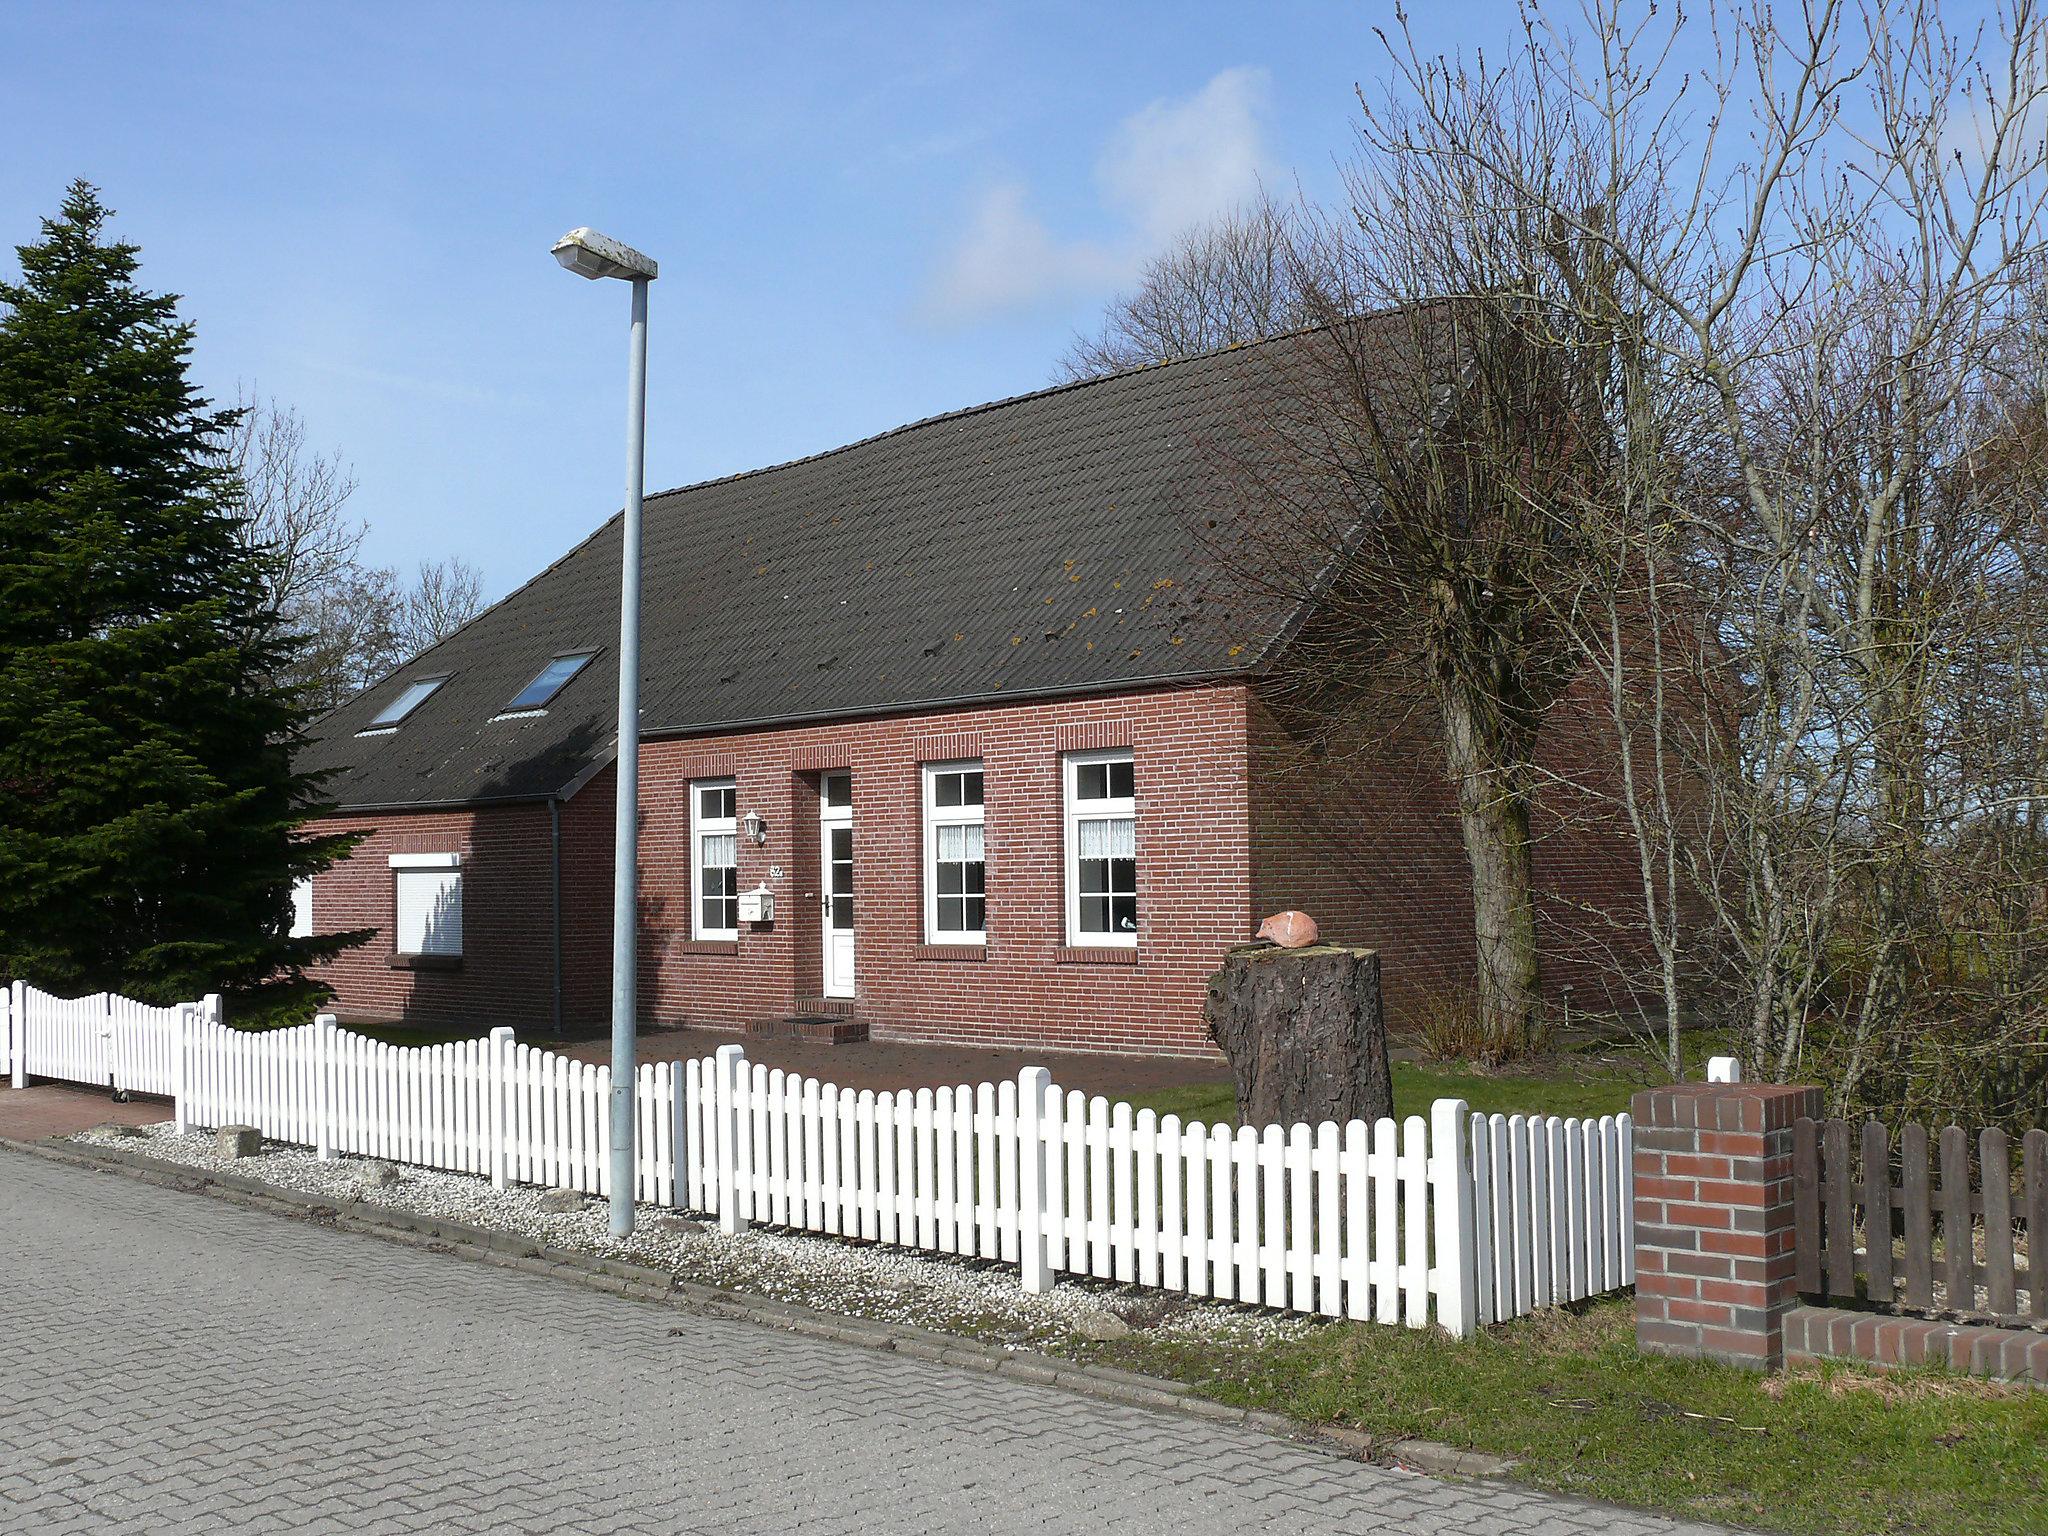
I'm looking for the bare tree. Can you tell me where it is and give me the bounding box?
[223,394,365,609]
[217,394,490,710]
[1379,0,2048,1123]
[218,393,366,701]
[389,556,485,662]
[1058,196,1343,381]
[1064,80,1662,1054]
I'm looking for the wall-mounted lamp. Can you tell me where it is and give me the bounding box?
[741,809,768,845]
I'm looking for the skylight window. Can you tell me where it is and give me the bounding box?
[367,675,448,728]
[503,651,597,713]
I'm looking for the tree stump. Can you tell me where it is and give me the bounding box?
[1203,945,1392,1128]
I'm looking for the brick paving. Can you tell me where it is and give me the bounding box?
[0,1083,168,1142]
[0,1148,1732,1534]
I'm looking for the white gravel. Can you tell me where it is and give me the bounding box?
[71,1124,1316,1352]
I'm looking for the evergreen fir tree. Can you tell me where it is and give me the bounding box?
[0,181,362,1018]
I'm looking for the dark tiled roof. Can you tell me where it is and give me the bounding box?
[297,334,1311,810]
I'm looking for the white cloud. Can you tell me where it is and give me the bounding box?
[923,66,1273,326]
[922,183,1121,324]
[1097,66,1271,246]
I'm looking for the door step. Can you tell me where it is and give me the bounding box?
[745,1014,869,1046]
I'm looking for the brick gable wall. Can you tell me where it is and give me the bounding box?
[303,803,562,1031]
[1247,672,1654,1028]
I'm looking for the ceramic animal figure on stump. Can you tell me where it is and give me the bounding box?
[1203,936,1393,1127]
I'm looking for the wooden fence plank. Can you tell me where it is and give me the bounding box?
[1313,1120,1342,1318]
[1794,1117,1822,1295]
[1860,1119,1893,1304]
[1939,1124,1973,1313]
[1902,1122,1933,1309]
[1181,1119,1209,1298]
[1982,1128,2016,1318]
[2027,1129,2047,1322]
[1208,1123,1235,1302]
[1156,1113,1181,1293]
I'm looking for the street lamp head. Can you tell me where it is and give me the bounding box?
[551,227,658,282]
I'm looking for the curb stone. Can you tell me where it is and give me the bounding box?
[3,1133,1516,1486]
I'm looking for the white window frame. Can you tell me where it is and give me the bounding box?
[364,674,449,729]
[388,851,463,958]
[1063,748,1137,948]
[497,650,598,717]
[922,760,987,945]
[691,778,739,941]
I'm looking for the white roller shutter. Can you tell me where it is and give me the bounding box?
[390,853,463,957]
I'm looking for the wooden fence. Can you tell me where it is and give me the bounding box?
[179,1016,678,1206]
[1793,1115,2045,1326]
[4,980,219,1097]
[662,1049,1631,1333]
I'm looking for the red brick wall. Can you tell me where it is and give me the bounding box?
[304,685,1255,1055]
[1632,1082,1818,1370]
[304,672,1653,1051]
[635,684,1254,1058]
[1247,674,1653,1028]
[302,803,563,1031]
[559,767,617,1033]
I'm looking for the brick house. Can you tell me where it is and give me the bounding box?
[295,334,1643,1057]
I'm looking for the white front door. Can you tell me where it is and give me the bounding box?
[820,772,855,998]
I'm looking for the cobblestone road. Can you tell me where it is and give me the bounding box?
[0,1148,1730,1534]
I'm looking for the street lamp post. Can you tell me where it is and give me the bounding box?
[552,226,658,1238]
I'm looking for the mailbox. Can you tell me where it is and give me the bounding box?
[737,884,775,924]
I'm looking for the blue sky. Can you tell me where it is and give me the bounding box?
[4,3,1585,597]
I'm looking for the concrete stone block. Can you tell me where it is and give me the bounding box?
[215,1125,260,1159]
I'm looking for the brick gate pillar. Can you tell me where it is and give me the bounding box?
[1630,1082,1820,1370]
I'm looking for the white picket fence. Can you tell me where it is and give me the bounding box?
[2,980,219,1097]
[178,1015,678,1205]
[678,1050,1632,1335]
[1469,1111,1634,1322]
[5,986,1636,1337]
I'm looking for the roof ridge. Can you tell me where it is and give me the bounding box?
[636,313,1376,506]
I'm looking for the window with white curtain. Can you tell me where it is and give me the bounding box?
[389,853,462,957]
[923,760,986,943]
[692,778,739,939]
[289,876,314,939]
[1064,748,1136,946]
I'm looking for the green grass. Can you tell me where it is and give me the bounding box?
[1125,1056,1649,1128]
[1096,1300,2048,1535]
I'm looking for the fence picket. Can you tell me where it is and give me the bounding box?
[1156,1113,1182,1293]
[2027,1131,2048,1323]
[1286,1122,1313,1311]
[1861,1119,1894,1304]
[1313,1120,1341,1318]
[1066,1091,1090,1274]
[1983,1128,2016,1317]
[875,1089,898,1246]
[1341,1120,1369,1322]
[1940,1125,1972,1312]
[1042,1089,1067,1273]
[1182,1120,1210,1299]
[1400,1115,1430,1328]
[1135,1107,1160,1288]
[997,1079,1019,1265]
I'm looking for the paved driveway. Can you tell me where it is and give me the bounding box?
[0,1083,167,1141]
[0,1149,1727,1535]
